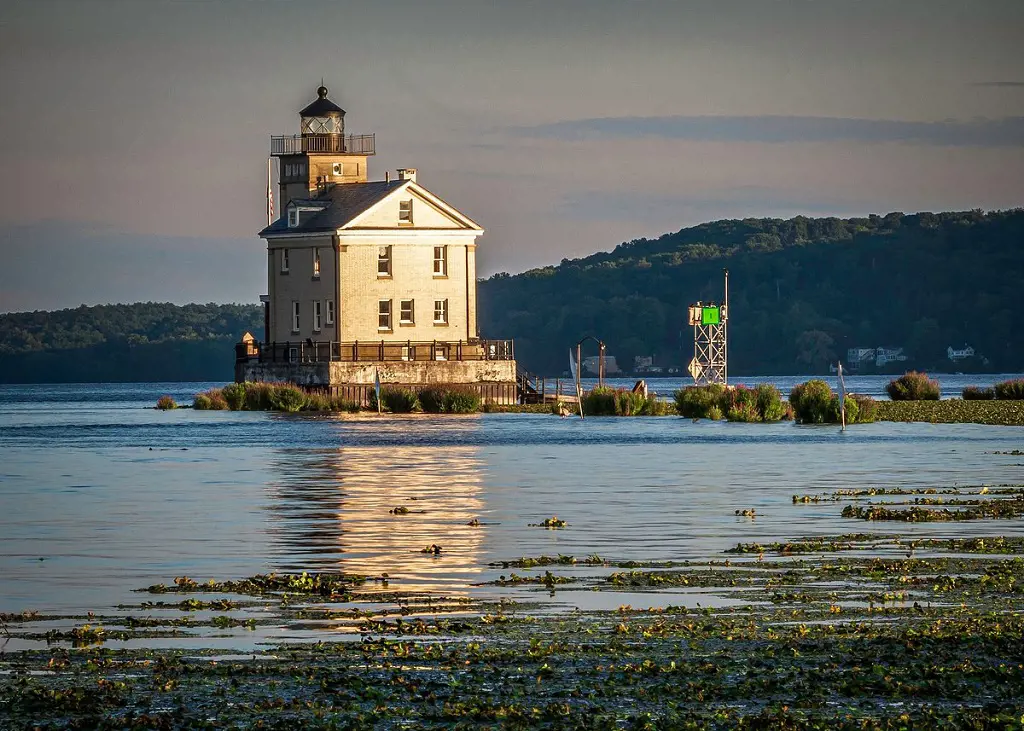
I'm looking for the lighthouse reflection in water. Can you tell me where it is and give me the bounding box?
[264,417,486,593]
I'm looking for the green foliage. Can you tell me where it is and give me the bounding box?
[221,383,246,411]
[674,384,727,418]
[477,210,1024,376]
[193,389,228,410]
[582,386,618,415]
[442,386,482,413]
[726,400,761,422]
[267,384,307,413]
[155,395,176,410]
[0,302,262,382]
[418,384,482,413]
[877,399,1024,425]
[375,386,419,413]
[417,386,447,413]
[851,394,877,422]
[962,386,996,400]
[217,382,363,413]
[583,386,667,416]
[754,383,787,422]
[790,380,837,424]
[994,379,1024,400]
[675,383,786,422]
[0,302,262,355]
[242,382,275,411]
[791,380,876,424]
[886,371,941,401]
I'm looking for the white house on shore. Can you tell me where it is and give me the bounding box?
[947,344,975,361]
[236,85,517,404]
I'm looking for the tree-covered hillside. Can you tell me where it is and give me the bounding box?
[478,210,1024,376]
[1,210,1020,383]
[0,303,261,382]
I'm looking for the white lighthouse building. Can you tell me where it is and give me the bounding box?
[237,85,517,404]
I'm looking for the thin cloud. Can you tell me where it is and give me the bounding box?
[971,81,1024,87]
[515,115,1024,147]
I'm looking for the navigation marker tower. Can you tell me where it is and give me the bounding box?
[687,269,729,385]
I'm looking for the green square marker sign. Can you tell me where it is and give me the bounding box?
[701,306,721,325]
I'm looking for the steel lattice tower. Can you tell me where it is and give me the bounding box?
[688,270,729,386]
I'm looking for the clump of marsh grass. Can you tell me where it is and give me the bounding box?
[790,379,875,424]
[994,379,1024,400]
[418,384,481,413]
[155,395,177,410]
[886,371,941,401]
[192,389,228,410]
[583,386,669,416]
[674,383,788,422]
[371,386,419,413]
[962,386,995,400]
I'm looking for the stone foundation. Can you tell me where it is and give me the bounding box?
[236,359,518,405]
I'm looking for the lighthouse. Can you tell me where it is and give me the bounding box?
[238,84,519,405]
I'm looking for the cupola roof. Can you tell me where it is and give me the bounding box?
[299,85,345,117]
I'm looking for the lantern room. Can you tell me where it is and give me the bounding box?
[300,85,346,139]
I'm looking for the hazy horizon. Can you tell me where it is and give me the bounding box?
[2,0,1022,312]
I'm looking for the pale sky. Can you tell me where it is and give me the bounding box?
[1,0,1022,311]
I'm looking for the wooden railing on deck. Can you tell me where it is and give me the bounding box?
[237,339,514,364]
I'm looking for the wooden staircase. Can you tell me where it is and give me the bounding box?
[516,366,577,404]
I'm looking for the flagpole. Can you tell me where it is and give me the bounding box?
[375,367,382,415]
[267,158,273,226]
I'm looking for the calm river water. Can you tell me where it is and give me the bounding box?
[1,380,1022,619]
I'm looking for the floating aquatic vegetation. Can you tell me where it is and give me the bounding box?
[7,539,1024,729]
[492,571,576,589]
[140,571,371,599]
[529,516,567,528]
[389,506,410,515]
[421,544,443,555]
[734,508,756,518]
[841,496,1024,522]
[489,554,604,569]
[877,398,1024,425]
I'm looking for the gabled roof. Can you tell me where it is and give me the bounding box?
[259,179,483,237]
[259,181,406,236]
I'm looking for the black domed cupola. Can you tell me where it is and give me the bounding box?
[300,85,345,136]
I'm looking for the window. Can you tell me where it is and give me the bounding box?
[291,301,300,333]
[377,246,392,276]
[433,245,447,276]
[400,299,414,324]
[312,248,321,278]
[325,299,335,325]
[288,347,299,363]
[399,199,413,224]
[313,300,322,331]
[288,208,299,228]
[433,298,448,325]
[434,344,448,361]
[401,345,415,361]
[281,248,290,273]
[378,299,392,330]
